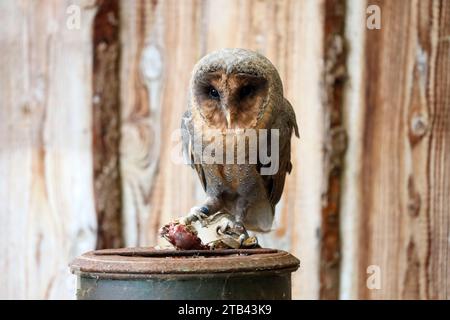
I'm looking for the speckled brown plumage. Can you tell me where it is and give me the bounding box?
[181,48,299,234]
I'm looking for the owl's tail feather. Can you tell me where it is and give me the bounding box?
[243,199,274,233]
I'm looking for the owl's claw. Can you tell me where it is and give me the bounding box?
[216,220,247,237]
[180,206,210,226]
[216,220,232,236]
[232,222,254,248]
[238,233,249,247]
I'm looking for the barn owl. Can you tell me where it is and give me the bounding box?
[181,48,299,244]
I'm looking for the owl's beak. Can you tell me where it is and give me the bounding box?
[225,109,232,129]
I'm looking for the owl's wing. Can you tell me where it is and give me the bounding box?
[261,99,299,207]
[181,110,207,191]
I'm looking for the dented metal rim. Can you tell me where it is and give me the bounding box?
[69,247,300,279]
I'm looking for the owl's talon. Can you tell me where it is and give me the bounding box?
[238,233,249,247]
[216,219,248,238]
[216,219,231,235]
[216,219,235,236]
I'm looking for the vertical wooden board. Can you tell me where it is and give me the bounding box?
[152,0,205,243]
[350,0,450,299]
[285,0,325,299]
[425,0,450,299]
[92,0,123,249]
[320,0,347,299]
[119,0,152,246]
[0,1,97,299]
[272,0,324,300]
[119,0,204,246]
[340,0,367,300]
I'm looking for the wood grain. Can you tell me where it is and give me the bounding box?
[339,0,367,299]
[343,0,450,299]
[0,0,98,299]
[119,0,203,247]
[320,0,347,299]
[93,0,123,249]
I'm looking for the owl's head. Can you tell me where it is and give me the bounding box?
[189,48,283,130]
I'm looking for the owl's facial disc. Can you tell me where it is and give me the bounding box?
[194,71,268,129]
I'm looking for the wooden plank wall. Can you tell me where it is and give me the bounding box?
[342,0,450,299]
[0,0,98,299]
[0,0,448,299]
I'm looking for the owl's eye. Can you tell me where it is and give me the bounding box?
[240,85,254,98]
[209,87,220,100]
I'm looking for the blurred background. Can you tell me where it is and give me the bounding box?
[0,0,448,299]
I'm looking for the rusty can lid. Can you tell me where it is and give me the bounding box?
[69,247,300,278]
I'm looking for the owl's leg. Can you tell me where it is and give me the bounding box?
[181,197,223,227]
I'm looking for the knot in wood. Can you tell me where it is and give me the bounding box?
[410,114,428,138]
